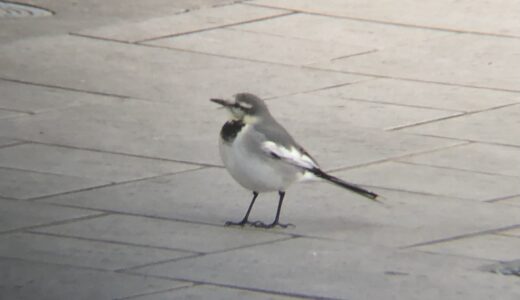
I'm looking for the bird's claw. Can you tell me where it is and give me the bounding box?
[251,220,294,229]
[225,220,248,226]
[225,220,294,229]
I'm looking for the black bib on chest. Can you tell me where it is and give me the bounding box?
[221,120,245,143]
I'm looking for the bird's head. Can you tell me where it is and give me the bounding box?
[211,93,269,123]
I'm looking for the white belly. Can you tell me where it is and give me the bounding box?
[219,126,299,192]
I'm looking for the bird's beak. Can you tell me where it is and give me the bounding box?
[210,98,234,107]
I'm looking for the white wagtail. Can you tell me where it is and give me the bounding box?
[211,93,379,228]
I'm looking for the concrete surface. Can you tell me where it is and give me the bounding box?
[1,0,520,299]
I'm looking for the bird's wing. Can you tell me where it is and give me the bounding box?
[261,141,319,170]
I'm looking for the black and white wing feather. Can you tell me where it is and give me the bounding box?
[261,141,379,201]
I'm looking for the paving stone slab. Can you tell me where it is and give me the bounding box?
[33,214,287,253]
[0,98,221,165]
[0,232,192,271]
[130,284,304,300]
[337,161,520,201]
[313,78,520,112]
[0,258,188,300]
[0,199,99,233]
[252,0,520,37]
[0,167,107,200]
[0,34,364,103]
[0,0,237,43]
[401,104,520,146]
[0,79,116,114]
[267,93,456,130]
[132,238,520,300]
[78,4,290,43]
[400,143,520,177]
[43,168,520,248]
[42,168,251,225]
[234,12,449,49]
[316,34,520,91]
[146,27,371,66]
[278,187,520,248]
[0,143,197,182]
[415,234,520,261]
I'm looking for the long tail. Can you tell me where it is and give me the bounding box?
[310,168,379,201]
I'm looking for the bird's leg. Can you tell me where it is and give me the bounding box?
[253,191,294,228]
[226,191,258,226]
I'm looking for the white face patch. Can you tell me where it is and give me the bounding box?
[237,101,253,109]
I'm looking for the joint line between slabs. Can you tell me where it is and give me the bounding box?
[486,194,520,203]
[114,284,199,300]
[337,96,464,113]
[120,272,343,300]
[115,254,205,274]
[396,160,520,179]
[22,140,221,168]
[137,11,297,43]
[247,3,520,40]
[301,66,520,94]
[0,212,110,235]
[402,223,520,249]
[27,230,201,254]
[388,102,520,132]
[0,77,130,99]
[117,237,298,273]
[0,140,27,149]
[402,133,520,149]
[263,76,377,101]
[0,255,113,273]
[328,141,470,173]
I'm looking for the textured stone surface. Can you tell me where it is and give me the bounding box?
[132,238,520,300]
[316,34,520,91]
[252,0,520,37]
[0,35,364,104]
[313,78,520,112]
[129,284,304,300]
[0,167,106,200]
[399,143,520,177]
[337,161,520,201]
[3,1,520,299]
[0,233,192,271]
[0,143,196,181]
[146,27,370,65]
[34,214,288,253]
[0,79,114,114]
[78,4,289,42]
[0,258,188,300]
[415,234,520,261]
[0,198,100,233]
[235,12,449,49]
[267,93,456,130]
[401,104,520,146]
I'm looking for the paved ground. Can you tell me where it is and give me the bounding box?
[1,0,520,299]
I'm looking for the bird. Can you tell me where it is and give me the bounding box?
[211,93,379,228]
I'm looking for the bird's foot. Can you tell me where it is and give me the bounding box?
[251,220,294,229]
[225,220,250,226]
